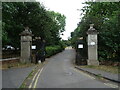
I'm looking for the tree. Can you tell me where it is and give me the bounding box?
[2,2,66,48]
[71,2,120,61]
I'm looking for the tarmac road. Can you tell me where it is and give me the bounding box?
[36,48,114,88]
[2,66,35,88]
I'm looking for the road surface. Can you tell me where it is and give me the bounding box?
[36,48,114,88]
[2,66,35,88]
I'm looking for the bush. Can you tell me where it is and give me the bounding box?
[46,45,64,57]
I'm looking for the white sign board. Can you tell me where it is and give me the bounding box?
[90,42,95,45]
[78,44,83,48]
[32,46,36,49]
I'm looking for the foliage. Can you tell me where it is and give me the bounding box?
[61,40,71,47]
[45,11,66,46]
[71,2,120,62]
[2,2,66,48]
[46,45,64,57]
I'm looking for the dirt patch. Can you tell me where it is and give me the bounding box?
[1,60,36,70]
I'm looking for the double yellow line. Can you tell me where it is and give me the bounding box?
[29,67,43,88]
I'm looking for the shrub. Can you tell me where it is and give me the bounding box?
[46,45,64,57]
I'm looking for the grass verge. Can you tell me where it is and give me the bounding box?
[19,61,48,88]
[80,65,119,74]
[20,69,35,88]
[1,62,36,70]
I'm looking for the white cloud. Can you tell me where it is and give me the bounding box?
[36,0,86,40]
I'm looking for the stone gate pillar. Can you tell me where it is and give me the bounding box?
[87,24,99,65]
[20,27,33,63]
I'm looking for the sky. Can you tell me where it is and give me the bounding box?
[36,0,86,40]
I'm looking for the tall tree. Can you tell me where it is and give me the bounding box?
[2,2,66,48]
[71,2,120,61]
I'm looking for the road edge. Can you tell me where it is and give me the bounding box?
[75,66,120,84]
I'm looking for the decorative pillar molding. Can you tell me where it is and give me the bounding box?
[87,24,99,65]
[20,27,33,63]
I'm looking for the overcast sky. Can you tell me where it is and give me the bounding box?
[36,0,86,40]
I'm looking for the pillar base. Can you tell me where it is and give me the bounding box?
[87,59,99,65]
[20,58,31,64]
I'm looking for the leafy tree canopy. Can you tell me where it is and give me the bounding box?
[71,2,120,61]
[2,2,66,48]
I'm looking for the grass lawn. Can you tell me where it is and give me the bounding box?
[80,65,119,74]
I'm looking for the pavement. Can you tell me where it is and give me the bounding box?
[2,66,35,88]
[75,66,120,83]
[36,48,118,88]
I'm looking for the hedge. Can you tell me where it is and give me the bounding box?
[46,45,64,57]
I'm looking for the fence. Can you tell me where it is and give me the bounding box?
[2,50,20,59]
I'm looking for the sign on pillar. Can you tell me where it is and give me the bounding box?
[87,24,99,65]
[20,27,33,63]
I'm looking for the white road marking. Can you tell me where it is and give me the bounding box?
[104,83,118,88]
[72,68,95,80]
[33,67,43,88]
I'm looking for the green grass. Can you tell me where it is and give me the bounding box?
[20,83,26,88]
[96,74,102,79]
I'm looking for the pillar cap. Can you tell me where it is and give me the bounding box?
[87,24,98,35]
[20,27,33,36]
